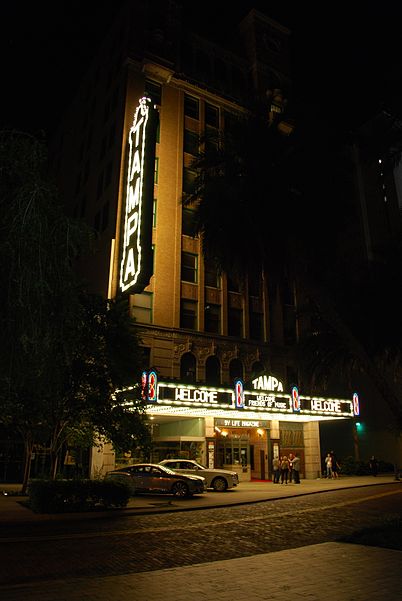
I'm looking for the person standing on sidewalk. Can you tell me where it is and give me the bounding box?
[292,453,301,483]
[272,456,281,483]
[325,453,333,478]
[288,453,294,483]
[280,455,290,484]
[330,451,340,478]
[369,455,378,476]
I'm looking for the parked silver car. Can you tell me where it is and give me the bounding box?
[105,463,206,497]
[159,459,239,491]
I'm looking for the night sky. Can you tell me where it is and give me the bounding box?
[2,1,402,136]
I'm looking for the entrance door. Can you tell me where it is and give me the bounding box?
[216,439,249,469]
[260,450,265,479]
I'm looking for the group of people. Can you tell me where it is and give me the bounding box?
[272,452,300,484]
[324,451,340,479]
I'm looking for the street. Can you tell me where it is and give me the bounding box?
[0,482,401,592]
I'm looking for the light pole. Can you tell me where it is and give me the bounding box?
[353,420,361,462]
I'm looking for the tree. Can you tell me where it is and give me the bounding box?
[0,131,149,489]
[184,106,402,429]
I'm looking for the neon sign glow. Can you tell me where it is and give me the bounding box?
[292,386,300,412]
[252,374,284,392]
[119,97,158,294]
[235,379,244,409]
[353,392,360,416]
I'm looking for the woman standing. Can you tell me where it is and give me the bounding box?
[280,455,290,484]
[325,453,333,478]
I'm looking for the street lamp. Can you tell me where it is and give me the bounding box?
[353,420,362,461]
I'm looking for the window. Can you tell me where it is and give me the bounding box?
[154,157,159,184]
[205,304,221,334]
[229,358,243,381]
[145,79,162,105]
[182,207,197,237]
[141,346,151,369]
[153,198,157,227]
[131,293,153,324]
[205,103,219,128]
[205,356,221,386]
[251,361,265,379]
[204,259,220,288]
[184,129,199,155]
[227,274,240,292]
[180,352,196,382]
[181,252,198,283]
[180,301,198,330]
[249,311,263,341]
[249,275,261,297]
[183,167,197,194]
[228,307,243,337]
[284,305,297,345]
[286,366,299,388]
[184,94,199,120]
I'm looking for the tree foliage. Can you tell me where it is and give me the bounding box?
[0,131,149,487]
[184,108,402,428]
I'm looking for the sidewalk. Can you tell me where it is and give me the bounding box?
[0,474,400,523]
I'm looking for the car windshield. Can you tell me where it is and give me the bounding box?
[159,465,179,475]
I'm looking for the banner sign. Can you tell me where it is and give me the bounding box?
[215,418,269,428]
[120,97,158,294]
[157,383,233,408]
[244,391,292,413]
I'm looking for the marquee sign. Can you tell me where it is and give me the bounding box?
[157,383,233,408]
[244,391,292,412]
[119,97,158,294]
[140,372,358,420]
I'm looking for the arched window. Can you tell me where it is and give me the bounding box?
[205,356,221,387]
[180,352,196,383]
[251,361,265,378]
[229,358,243,383]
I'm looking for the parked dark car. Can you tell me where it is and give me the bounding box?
[105,463,206,497]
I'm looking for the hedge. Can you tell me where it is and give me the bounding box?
[28,478,132,513]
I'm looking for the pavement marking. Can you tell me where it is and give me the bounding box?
[1,488,400,544]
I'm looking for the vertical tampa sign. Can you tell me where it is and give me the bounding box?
[120,97,158,294]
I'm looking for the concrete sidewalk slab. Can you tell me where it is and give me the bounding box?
[1,542,401,600]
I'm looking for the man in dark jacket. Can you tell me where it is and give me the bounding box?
[292,453,301,483]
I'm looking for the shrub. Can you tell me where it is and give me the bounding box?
[28,478,131,513]
[91,479,131,508]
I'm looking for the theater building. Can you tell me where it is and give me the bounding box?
[51,1,357,479]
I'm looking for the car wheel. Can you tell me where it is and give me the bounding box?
[212,477,228,492]
[172,481,190,497]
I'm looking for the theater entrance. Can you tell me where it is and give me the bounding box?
[214,419,269,481]
[216,435,250,481]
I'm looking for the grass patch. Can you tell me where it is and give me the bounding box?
[342,514,402,551]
